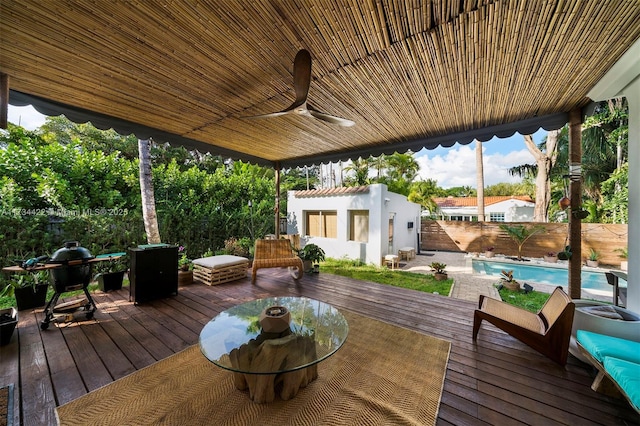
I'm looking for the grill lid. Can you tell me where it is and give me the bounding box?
[49,241,94,263]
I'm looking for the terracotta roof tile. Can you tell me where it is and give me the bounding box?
[294,185,370,198]
[433,195,534,208]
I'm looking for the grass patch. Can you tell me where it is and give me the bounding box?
[322,258,453,296]
[498,286,551,312]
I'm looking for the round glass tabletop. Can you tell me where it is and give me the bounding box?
[199,297,348,374]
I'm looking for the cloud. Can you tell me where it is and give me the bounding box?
[416,144,535,188]
[8,105,48,130]
[7,104,541,190]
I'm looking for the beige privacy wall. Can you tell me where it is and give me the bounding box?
[421,221,628,267]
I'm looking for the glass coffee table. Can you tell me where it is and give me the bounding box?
[199,296,349,403]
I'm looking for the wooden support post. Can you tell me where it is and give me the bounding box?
[0,73,9,129]
[274,161,281,239]
[568,108,582,300]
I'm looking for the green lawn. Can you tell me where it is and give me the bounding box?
[321,258,453,296]
[321,259,551,311]
[497,286,551,312]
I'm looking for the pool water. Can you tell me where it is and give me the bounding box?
[471,258,611,292]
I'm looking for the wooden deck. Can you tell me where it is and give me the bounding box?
[2,269,638,425]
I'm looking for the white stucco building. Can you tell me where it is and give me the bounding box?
[430,196,535,222]
[286,184,421,266]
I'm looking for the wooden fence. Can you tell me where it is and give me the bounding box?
[420,220,628,268]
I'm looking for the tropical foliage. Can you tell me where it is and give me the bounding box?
[0,119,283,272]
[342,153,419,196]
[510,99,628,223]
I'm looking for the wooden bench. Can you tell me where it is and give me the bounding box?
[251,239,303,284]
[193,255,249,286]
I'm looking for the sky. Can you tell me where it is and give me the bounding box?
[8,104,545,189]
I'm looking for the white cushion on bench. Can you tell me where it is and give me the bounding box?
[193,255,248,269]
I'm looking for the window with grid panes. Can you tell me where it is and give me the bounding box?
[489,212,505,222]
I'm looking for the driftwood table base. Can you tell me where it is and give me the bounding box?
[229,333,318,403]
[199,297,348,404]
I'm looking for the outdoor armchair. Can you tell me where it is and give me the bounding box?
[251,239,304,284]
[472,286,575,365]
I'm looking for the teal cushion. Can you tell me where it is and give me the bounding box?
[576,330,640,364]
[603,357,640,412]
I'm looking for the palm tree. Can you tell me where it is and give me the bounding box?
[380,152,420,196]
[138,138,161,243]
[368,154,387,180]
[475,140,485,222]
[408,179,442,216]
[385,152,419,181]
[461,186,475,197]
[343,157,370,186]
[499,224,545,260]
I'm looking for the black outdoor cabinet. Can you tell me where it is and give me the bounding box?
[129,244,178,304]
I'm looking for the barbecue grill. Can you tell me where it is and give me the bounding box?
[41,241,96,329]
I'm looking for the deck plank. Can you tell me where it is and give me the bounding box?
[17,311,57,426]
[1,270,638,425]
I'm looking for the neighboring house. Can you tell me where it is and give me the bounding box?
[286,184,421,265]
[429,196,535,222]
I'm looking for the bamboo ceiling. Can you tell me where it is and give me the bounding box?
[2,0,640,167]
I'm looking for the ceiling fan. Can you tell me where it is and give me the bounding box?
[245,49,355,127]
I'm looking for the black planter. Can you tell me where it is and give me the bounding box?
[97,271,125,292]
[14,285,48,311]
[0,307,18,346]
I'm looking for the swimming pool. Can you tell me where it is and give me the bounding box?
[471,258,611,293]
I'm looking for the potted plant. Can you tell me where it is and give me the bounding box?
[298,244,326,273]
[0,307,18,346]
[1,271,49,311]
[544,252,558,263]
[557,245,572,261]
[586,248,599,267]
[177,246,194,286]
[484,247,495,258]
[94,255,128,292]
[429,262,448,281]
[572,208,589,219]
[616,247,628,271]
[499,269,520,291]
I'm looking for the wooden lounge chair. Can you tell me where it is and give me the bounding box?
[251,239,304,284]
[472,286,575,365]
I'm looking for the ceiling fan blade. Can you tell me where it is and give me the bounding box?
[292,49,311,106]
[243,49,355,126]
[244,111,290,119]
[244,49,311,119]
[308,105,355,127]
